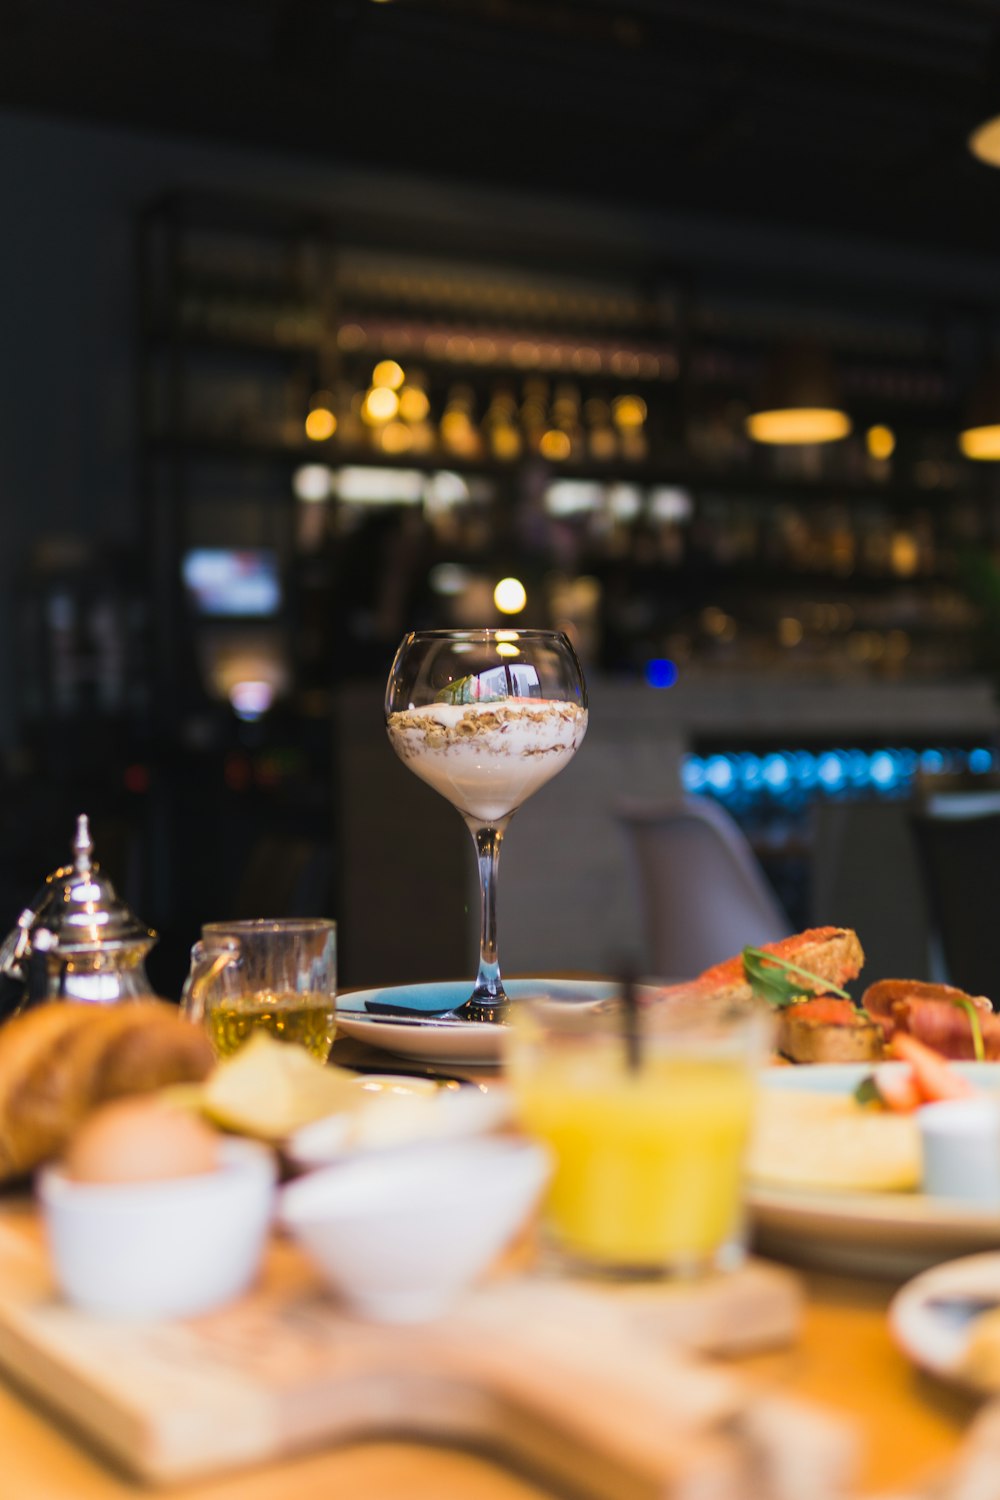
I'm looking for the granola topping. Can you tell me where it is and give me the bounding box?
[386,698,588,821]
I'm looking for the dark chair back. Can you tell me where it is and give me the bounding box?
[809,800,932,982]
[909,806,1000,1004]
[616,795,791,980]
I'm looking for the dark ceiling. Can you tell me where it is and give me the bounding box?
[4,0,1000,260]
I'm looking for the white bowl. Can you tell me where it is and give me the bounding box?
[278,1136,551,1323]
[285,1080,513,1167]
[37,1139,277,1320]
[919,1096,1000,1207]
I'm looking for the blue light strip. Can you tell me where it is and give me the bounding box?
[682,745,997,808]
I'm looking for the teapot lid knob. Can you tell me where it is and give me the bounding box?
[48,814,156,955]
[73,814,93,876]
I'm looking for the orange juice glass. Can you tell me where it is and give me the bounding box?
[504,991,771,1277]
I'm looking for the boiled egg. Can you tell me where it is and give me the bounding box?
[62,1096,221,1184]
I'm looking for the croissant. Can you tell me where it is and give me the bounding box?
[0,1000,215,1182]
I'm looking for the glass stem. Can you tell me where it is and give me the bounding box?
[465,814,511,1011]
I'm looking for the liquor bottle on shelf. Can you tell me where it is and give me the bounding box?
[549,381,584,461]
[584,396,619,462]
[440,383,483,460]
[482,385,523,461]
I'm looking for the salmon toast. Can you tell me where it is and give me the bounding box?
[775,996,883,1063]
[655,926,865,1006]
[653,925,872,1063]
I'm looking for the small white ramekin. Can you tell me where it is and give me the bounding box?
[279,1136,550,1324]
[919,1096,1000,1208]
[37,1138,277,1320]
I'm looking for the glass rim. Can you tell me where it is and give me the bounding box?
[396,628,575,644]
[201,918,336,935]
[506,989,772,1040]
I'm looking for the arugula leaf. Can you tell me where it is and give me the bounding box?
[436,675,481,705]
[742,948,806,1008]
[853,1075,882,1107]
[952,995,986,1062]
[742,946,854,1010]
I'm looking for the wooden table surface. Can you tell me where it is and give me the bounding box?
[0,1031,984,1500]
[0,1263,976,1500]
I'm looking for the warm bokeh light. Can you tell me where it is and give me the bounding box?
[890,531,919,577]
[399,385,430,422]
[379,420,413,454]
[866,424,896,460]
[440,405,479,454]
[539,429,571,460]
[589,426,618,460]
[489,423,522,460]
[495,641,521,656]
[969,116,1000,167]
[746,408,851,444]
[304,408,336,441]
[959,424,1000,460]
[611,394,647,429]
[207,640,290,724]
[494,577,527,614]
[362,386,400,424]
[373,359,405,390]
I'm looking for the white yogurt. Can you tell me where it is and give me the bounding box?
[387,698,588,822]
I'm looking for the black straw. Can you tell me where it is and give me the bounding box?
[621,964,642,1073]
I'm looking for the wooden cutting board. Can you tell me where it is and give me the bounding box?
[0,1204,856,1499]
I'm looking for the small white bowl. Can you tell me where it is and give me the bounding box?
[37,1139,277,1320]
[919,1096,1000,1208]
[278,1136,551,1323]
[286,1081,513,1167]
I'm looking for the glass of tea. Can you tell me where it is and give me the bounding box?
[181,918,337,1062]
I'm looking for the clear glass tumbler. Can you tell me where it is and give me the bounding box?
[181,917,337,1061]
[504,989,772,1278]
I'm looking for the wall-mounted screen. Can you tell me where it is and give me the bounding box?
[181,549,282,618]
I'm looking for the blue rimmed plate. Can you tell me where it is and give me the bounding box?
[335,978,618,1066]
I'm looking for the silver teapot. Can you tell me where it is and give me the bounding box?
[0,814,158,1015]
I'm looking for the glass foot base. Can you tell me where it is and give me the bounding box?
[450,994,511,1024]
[532,1231,748,1284]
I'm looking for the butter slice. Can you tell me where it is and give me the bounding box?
[748,1088,921,1193]
[198,1032,360,1139]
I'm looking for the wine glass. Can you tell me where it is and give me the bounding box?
[385,629,588,1024]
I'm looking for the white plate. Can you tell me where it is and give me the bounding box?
[749,1063,1000,1278]
[286,1078,513,1168]
[889,1252,1000,1394]
[335,978,619,1066]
